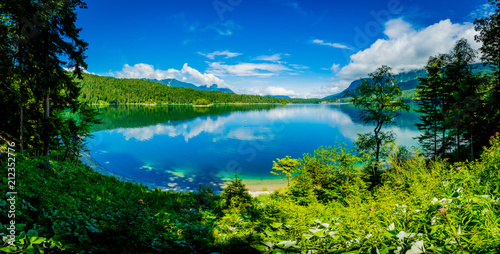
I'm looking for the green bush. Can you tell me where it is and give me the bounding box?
[220,175,252,211]
[192,98,211,105]
[289,145,369,203]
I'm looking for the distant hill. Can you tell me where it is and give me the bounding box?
[78,73,286,105]
[146,78,235,94]
[267,95,291,99]
[324,63,492,99]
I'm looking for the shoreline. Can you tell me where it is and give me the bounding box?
[79,152,286,196]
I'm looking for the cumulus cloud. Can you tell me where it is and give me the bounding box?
[337,18,481,80]
[111,63,231,88]
[311,39,350,49]
[180,63,227,87]
[208,62,291,77]
[198,50,242,60]
[113,63,180,80]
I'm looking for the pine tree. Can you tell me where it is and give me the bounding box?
[415,55,447,157]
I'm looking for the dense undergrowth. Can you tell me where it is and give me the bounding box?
[1,133,500,253]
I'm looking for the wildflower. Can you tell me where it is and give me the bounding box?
[370,207,374,210]
[491,136,495,140]
[139,199,143,202]
[438,208,445,213]
[456,167,461,171]
[142,209,146,212]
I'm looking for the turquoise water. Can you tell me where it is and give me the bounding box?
[87,104,421,191]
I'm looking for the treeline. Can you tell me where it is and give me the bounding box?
[78,73,288,105]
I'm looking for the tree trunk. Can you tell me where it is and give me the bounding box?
[470,133,473,158]
[434,111,437,157]
[43,92,50,156]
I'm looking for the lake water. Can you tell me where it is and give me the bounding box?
[87,104,421,191]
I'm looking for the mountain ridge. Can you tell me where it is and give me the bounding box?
[324,63,491,99]
[145,78,235,94]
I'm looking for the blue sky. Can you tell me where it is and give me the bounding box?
[76,0,496,98]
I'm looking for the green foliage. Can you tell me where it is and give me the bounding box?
[287,145,369,204]
[78,73,288,105]
[0,0,91,157]
[345,65,410,178]
[270,156,300,186]
[192,98,211,105]
[415,39,498,161]
[220,175,253,211]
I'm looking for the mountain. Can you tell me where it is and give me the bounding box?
[323,63,491,99]
[323,69,426,99]
[267,95,291,99]
[146,78,235,94]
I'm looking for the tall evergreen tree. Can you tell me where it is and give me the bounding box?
[415,55,447,157]
[443,39,481,158]
[474,0,500,147]
[1,0,92,159]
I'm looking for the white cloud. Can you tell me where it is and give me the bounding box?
[111,63,231,89]
[338,18,481,80]
[208,62,291,77]
[245,86,298,97]
[113,63,180,80]
[311,39,350,49]
[198,50,242,60]
[64,66,96,75]
[468,2,497,20]
[330,63,340,73]
[206,20,242,36]
[384,18,413,39]
[181,63,227,87]
[289,63,309,70]
[254,54,282,61]
[310,80,352,98]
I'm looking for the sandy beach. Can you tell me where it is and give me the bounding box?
[79,152,286,196]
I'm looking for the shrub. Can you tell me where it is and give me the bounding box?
[289,145,369,203]
[192,98,211,105]
[220,175,252,211]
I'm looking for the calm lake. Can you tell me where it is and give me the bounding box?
[87,104,421,191]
